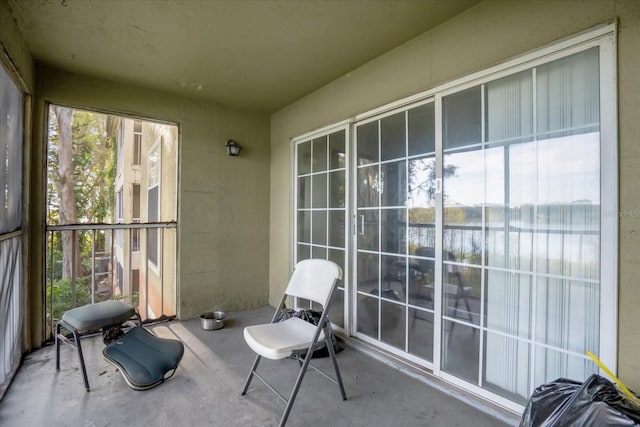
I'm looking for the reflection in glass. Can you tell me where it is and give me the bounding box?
[442,264,480,325]
[357,251,379,294]
[329,130,346,170]
[297,140,311,175]
[358,165,379,208]
[381,111,406,161]
[408,103,435,156]
[535,277,599,355]
[297,211,310,243]
[408,156,436,207]
[297,244,310,262]
[408,209,435,255]
[381,300,405,350]
[328,211,345,248]
[486,70,533,145]
[312,136,327,173]
[380,160,406,207]
[408,255,434,309]
[485,270,531,338]
[357,209,379,251]
[328,288,345,328]
[534,345,598,390]
[443,149,483,206]
[483,331,530,404]
[329,171,345,208]
[357,121,379,165]
[443,219,482,265]
[297,176,311,209]
[442,149,483,264]
[328,248,345,274]
[381,255,406,301]
[442,320,479,384]
[536,48,599,140]
[381,209,406,255]
[312,246,327,259]
[408,308,433,361]
[484,146,504,206]
[537,134,599,205]
[443,86,481,150]
[485,205,534,271]
[311,211,327,245]
[357,294,379,339]
[311,173,327,208]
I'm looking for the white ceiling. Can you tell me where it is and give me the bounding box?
[8,0,479,112]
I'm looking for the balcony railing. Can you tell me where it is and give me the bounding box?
[45,222,177,339]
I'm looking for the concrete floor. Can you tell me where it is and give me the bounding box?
[0,306,519,427]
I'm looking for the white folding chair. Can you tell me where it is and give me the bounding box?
[240,259,347,427]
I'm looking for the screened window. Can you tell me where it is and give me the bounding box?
[0,62,23,399]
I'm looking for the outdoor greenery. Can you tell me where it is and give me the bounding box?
[45,107,119,334]
[45,278,92,325]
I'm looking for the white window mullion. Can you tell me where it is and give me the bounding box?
[377,120,382,342]
[433,93,444,376]
[479,83,486,388]
[530,66,538,396]
[598,33,618,375]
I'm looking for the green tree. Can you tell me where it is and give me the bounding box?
[46,107,119,327]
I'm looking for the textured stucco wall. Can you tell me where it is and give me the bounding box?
[0,0,33,92]
[270,0,640,390]
[34,66,271,323]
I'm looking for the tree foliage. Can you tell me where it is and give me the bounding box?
[46,106,119,323]
[47,108,117,225]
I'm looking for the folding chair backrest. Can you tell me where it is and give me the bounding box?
[285,259,342,307]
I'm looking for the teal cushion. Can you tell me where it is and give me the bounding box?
[61,301,136,332]
[103,326,184,390]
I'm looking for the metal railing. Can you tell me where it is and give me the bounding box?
[45,222,177,338]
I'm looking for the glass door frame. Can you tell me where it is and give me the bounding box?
[291,120,351,334]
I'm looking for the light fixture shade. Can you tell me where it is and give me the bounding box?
[226,139,242,156]
[226,139,241,156]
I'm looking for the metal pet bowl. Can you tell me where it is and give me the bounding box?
[200,311,225,330]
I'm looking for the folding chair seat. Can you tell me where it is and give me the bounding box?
[55,300,141,391]
[241,259,347,427]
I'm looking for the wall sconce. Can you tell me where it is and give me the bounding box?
[226,139,241,156]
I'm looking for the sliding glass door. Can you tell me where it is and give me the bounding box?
[440,47,601,404]
[350,42,613,408]
[355,102,437,363]
[293,29,615,410]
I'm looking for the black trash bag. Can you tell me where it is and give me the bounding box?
[276,308,344,359]
[520,374,640,427]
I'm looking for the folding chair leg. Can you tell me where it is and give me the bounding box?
[280,351,314,427]
[241,354,262,396]
[325,333,347,401]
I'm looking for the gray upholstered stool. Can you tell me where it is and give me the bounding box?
[55,300,141,391]
[103,326,184,390]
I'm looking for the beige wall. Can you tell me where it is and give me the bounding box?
[33,66,271,326]
[270,0,640,389]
